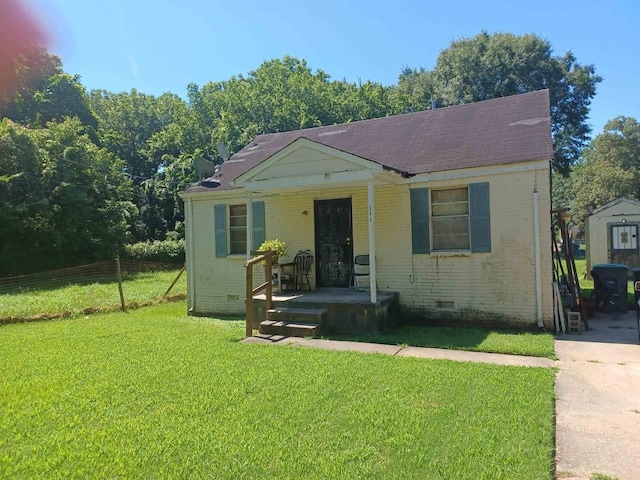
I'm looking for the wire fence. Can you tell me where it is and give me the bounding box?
[0,258,186,324]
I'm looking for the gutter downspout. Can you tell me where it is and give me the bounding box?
[368,179,377,303]
[186,197,196,312]
[533,191,543,328]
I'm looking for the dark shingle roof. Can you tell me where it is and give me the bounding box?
[185,90,551,193]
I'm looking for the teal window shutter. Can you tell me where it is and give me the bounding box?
[410,188,430,254]
[470,182,491,253]
[214,204,227,258]
[252,201,265,251]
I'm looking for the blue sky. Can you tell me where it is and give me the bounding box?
[29,0,640,136]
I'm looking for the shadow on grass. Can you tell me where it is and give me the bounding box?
[325,324,492,350]
[0,294,187,325]
[322,323,555,358]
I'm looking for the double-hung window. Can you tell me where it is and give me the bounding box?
[228,204,247,255]
[214,201,265,258]
[410,182,491,254]
[431,187,470,251]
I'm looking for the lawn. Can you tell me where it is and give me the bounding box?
[0,302,556,479]
[0,269,186,321]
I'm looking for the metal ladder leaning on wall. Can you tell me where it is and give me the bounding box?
[552,209,589,331]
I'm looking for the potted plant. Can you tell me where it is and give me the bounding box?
[258,238,288,264]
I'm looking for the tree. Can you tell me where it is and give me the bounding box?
[194,56,395,159]
[39,119,135,269]
[0,119,47,274]
[389,67,435,113]
[570,116,640,219]
[0,48,97,129]
[429,32,601,174]
[0,118,135,275]
[89,89,191,240]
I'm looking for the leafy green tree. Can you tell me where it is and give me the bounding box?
[570,116,640,219]
[35,118,135,270]
[0,48,97,129]
[0,47,60,116]
[89,89,191,240]
[551,169,575,212]
[193,56,394,158]
[0,118,135,275]
[389,67,435,113]
[0,119,47,274]
[429,32,601,174]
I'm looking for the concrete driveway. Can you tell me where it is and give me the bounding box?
[555,310,640,480]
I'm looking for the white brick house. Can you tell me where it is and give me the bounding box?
[181,90,553,330]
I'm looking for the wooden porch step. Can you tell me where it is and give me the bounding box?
[259,320,319,337]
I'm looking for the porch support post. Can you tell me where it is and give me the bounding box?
[368,179,377,303]
[186,197,196,312]
[246,192,253,259]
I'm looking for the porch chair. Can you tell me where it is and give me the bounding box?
[349,254,375,292]
[281,250,313,291]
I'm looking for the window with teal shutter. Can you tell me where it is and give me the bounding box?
[410,188,430,253]
[214,204,227,257]
[469,182,491,253]
[413,183,491,254]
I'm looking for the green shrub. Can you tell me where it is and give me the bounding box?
[121,239,185,264]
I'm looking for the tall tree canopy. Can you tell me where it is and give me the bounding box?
[394,32,601,174]
[0,118,134,275]
[193,56,395,159]
[0,48,97,129]
[88,89,193,240]
[570,116,640,219]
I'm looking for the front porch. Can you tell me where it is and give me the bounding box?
[251,288,400,335]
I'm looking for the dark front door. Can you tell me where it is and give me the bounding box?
[315,198,353,287]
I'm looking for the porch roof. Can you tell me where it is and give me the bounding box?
[184,90,552,194]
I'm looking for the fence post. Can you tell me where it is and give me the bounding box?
[164,264,186,298]
[115,257,126,311]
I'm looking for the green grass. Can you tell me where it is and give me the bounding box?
[0,302,556,479]
[328,324,556,358]
[0,270,186,320]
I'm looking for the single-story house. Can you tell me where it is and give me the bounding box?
[585,197,640,271]
[181,90,553,330]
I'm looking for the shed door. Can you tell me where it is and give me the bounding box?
[610,224,639,267]
[314,198,353,287]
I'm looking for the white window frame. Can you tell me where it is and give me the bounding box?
[228,204,247,255]
[431,186,471,251]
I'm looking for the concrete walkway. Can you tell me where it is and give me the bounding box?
[243,333,555,367]
[242,313,640,479]
[555,311,640,480]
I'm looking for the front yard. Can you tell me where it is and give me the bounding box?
[0,302,555,479]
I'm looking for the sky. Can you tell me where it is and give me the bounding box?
[25,0,640,136]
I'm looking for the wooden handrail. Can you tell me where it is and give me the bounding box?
[244,250,274,337]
